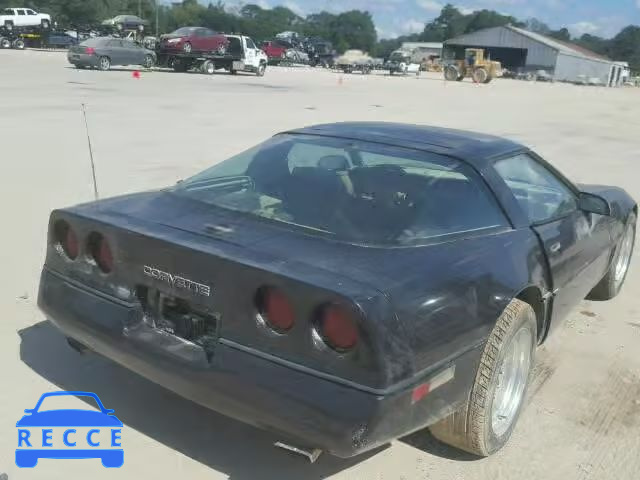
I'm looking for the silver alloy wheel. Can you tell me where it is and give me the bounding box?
[491,327,532,437]
[614,224,634,289]
[183,42,191,53]
[100,57,110,70]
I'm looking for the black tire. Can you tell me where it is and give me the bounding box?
[173,59,189,72]
[472,67,489,83]
[256,62,266,77]
[230,69,238,75]
[444,65,459,81]
[587,213,636,300]
[116,23,124,31]
[42,19,50,29]
[14,39,25,50]
[483,76,493,84]
[143,54,155,69]
[430,299,537,456]
[98,56,111,71]
[182,42,192,54]
[0,38,10,49]
[202,60,215,75]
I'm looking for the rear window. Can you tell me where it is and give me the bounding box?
[172,27,197,36]
[172,135,508,246]
[81,38,108,47]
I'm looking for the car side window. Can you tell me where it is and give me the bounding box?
[494,154,577,224]
[27,9,36,15]
[17,9,26,15]
[246,38,256,49]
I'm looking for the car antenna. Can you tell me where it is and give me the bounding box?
[81,103,99,200]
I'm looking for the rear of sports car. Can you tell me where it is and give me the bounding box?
[37,195,480,457]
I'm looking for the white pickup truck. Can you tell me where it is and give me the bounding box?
[1,7,51,29]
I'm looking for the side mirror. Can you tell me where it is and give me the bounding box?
[579,192,611,216]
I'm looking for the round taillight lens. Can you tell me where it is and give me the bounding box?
[88,232,114,273]
[256,287,295,333]
[54,220,79,260]
[319,305,359,352]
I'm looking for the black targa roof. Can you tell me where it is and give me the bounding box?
[283,122,525,167]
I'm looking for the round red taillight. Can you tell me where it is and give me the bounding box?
[256,287,295,333]
[88,232,114,273]
[319,305,359,352]
[54,220,79,260]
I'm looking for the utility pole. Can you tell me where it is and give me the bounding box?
[155,0,159,37]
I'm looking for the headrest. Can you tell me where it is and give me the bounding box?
[318,155,349,171]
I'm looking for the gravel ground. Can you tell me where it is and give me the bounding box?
[1,49,639,480]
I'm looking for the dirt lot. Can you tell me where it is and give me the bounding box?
[1,49,639,480]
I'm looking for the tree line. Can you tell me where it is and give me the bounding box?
[3,1,639,71]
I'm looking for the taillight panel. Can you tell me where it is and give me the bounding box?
[53,220,79,260]
[255,286,295,333]
[315,303,359,352]
[87,232,114,274]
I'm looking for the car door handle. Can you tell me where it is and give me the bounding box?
[550,242,562,253]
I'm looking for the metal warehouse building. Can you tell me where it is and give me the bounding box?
[444,25,625,86]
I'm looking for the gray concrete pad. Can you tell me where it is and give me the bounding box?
[1,49,638,480]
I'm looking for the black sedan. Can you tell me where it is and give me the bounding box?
[68,37,156,70]
[38,123,636,459]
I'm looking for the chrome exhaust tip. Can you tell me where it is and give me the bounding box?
[274,441,323,463]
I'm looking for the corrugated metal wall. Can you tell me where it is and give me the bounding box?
[554,53,613,83]
[444,26,557,69]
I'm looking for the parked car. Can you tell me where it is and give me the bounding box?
[68,37,156,70]
[101,14,148,31]
[0,7,50,28]
[261,40,288,61]
[386,49,421,75]
[158,27,228,55]
[46,31,78,48]
[38,122,637,460]
[533,69,553,82]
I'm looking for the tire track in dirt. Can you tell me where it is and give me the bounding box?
[574,357,640,480]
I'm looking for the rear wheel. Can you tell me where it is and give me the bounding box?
[98,56,111,71]
[202,60,215,75]
[587,213,636,300]
[173,59,189,72]
[472,67,489,83]
[1,38,10,49]
[430,299,536,456]
[444,65,460,81]
[143,54,154,69]
[256,62,266,77]
[42,19,50,29]
[14,39,25,50]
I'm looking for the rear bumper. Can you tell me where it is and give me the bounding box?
[67,53,98,67]
[38,268,479,457]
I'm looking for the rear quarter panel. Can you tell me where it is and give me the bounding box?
[382,228,548,376]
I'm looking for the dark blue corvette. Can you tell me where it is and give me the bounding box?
[38,123,636,459]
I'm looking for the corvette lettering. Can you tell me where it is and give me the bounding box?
[143,266,211,297]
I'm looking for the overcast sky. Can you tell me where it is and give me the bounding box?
[222,0,640,39]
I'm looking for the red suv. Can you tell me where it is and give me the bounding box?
[261,40,288,61]
[159,27,229,55]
